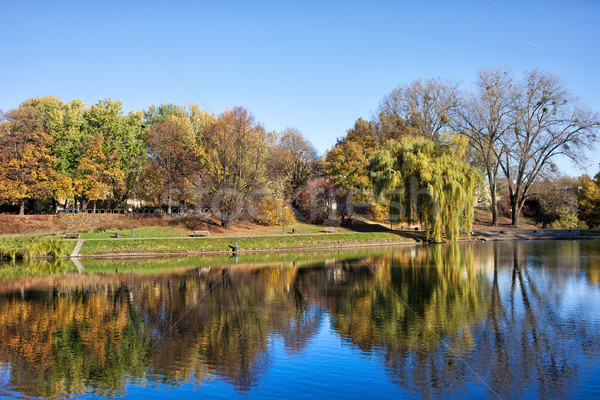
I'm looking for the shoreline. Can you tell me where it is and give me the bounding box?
[69,240,421,259]
[67,238,422,259]
[66,228,599,259]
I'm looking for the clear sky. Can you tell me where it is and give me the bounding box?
[1,0,599,176]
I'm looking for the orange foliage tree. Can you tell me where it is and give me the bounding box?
[0,103,56,214]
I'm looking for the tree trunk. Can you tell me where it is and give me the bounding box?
[489,176,499,227]
[167,183,172,214]
[511,197,520,227]
[18,199,25,216]
[93,200,97,213]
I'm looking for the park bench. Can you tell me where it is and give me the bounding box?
[192,230,210,237]
[323,227,336,233]
[63,233,80,239]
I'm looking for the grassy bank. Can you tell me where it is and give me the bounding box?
[0,237,65,261]
[79,231,418,256]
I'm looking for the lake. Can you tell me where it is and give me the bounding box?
[0,240,599,399]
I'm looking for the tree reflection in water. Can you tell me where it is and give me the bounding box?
[0,241,598,399]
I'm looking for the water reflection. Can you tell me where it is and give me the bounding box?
[0,241,599,399]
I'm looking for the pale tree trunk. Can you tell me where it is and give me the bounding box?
[490,190,499,226]
[487,170,499,227]
[511,195,522,227]
[167,182,172,214]
[18,199,25,216]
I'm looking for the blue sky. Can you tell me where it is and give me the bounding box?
[1,0,599,175]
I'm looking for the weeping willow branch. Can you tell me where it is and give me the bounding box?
[368,137,481,242]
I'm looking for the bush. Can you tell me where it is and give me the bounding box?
[548,213,580,229]
[252,200,297,226]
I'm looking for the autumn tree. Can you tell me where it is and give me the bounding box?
[578,171,600,228]
[324,118,378,191]
[323,118,380,223]
[201,107,268,228]
[532,175,580,227]
[73,136,113,212]
[267,127,318,200]
[454,67,513,226]
[146,116,200,213]
[500,69,600,226]
[0,103,56,214]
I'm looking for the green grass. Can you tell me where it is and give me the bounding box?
[62,221,365,239]
[62,240,78,255]
[56,225,188,239]
[0,237,66,261]
[79,231,417,255]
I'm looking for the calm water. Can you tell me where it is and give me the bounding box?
[0,240,599,399]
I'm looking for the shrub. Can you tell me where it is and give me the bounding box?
[548,213,580,229]
[252,200,297,226]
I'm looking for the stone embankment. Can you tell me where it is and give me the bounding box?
[473,229,590,241]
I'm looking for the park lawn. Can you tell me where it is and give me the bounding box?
[58,221,367,239]
[79,231,414,255]
[62,240,78,255]
[78,225,189,239]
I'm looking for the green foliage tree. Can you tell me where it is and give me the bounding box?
[81,99,145,207]
[368,137,480,242]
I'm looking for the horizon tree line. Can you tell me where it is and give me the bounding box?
[0,66,599,232]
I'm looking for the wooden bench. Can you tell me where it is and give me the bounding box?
[192,230,210,237]
[63,233,80,239]
[323,227,336,233]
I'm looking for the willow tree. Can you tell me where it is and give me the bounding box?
[368,137,480,242]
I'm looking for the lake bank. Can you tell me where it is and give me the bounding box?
[2,229,598,261]
[67,229,600,259]
[69,231,422,258]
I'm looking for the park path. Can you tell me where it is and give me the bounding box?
[70,239,86,258]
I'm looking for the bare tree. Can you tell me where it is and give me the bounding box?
[455,67,514,226]
[379,78,459,141]
[501,69,600,226]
